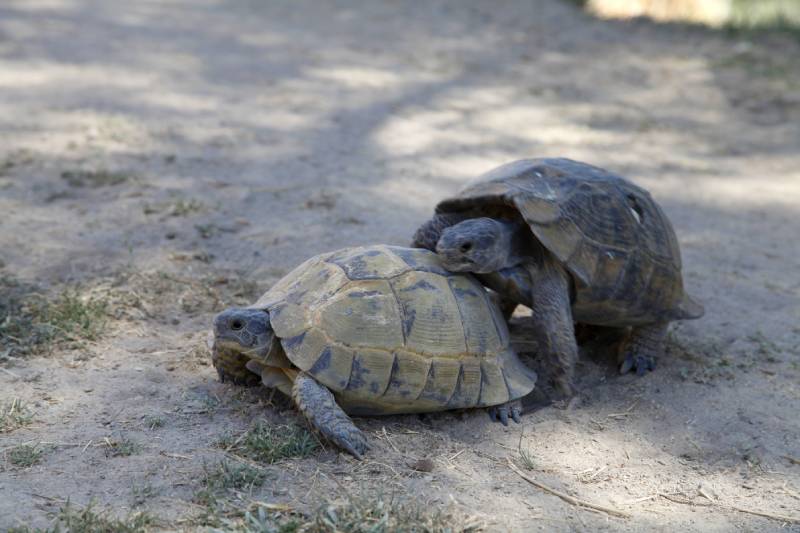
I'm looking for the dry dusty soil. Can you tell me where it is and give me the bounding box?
[1,1,799,531]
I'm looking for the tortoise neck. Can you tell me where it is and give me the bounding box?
[498,219,535,268]
[265,332,293,368]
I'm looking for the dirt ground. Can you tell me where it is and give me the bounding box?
[1,1,799,531]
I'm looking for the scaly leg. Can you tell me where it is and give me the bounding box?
[619,322,668,376]
[292,372,369,459]
[526,257,578,397]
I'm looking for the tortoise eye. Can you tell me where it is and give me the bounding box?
[230,318,245,331]
[459,242,473,253]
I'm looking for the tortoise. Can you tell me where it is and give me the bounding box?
[211,245,538,458]
[412,158,704,395]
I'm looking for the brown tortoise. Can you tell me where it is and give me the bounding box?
[413,158,704,396]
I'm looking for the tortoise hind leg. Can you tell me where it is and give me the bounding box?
[526,259,578,397]
[292,372,369,459]
[488,400,522,426]
[619,322,668,376]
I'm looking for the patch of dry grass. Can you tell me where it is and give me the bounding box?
[225,495,484,533]
[0,398,33,433]
[0,277,108,358]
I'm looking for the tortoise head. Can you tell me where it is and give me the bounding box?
[212,308,274,384]
[213,307,273,356]
[435,217,516,273]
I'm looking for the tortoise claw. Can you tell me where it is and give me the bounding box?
[332,429,370,460]
[620,354,656,376]
[488,400,523,426]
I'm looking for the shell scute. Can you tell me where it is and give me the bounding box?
[382,350,431,401]
[307,344,353,392]
[346,349,394,396]
[326,246,410,280]
[315,279,404,351]
[418,358,461,406]
[390,271,467,356]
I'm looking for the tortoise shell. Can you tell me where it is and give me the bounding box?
[250,245,537,415]
[435,158,704,327]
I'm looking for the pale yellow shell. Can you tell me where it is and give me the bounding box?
[251,245,536,414]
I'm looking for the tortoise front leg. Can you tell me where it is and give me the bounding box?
[411,213,469,251]
[619,322,668,376]
[526,258,578,397]
[292,372,369,459]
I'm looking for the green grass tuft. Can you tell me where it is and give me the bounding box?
[143,414,165,430]
[8,444,46,467]
[193,460,269,524]
[218,422,318,464]
[518,447,537,471]
[728,0,800,32]
[42,289,108,343]
[142,198,206,217]
[105,436,142,457]
[61,169,131,188]
[0,398,34,432]
[203,459,267,491]
[9,501,157,533]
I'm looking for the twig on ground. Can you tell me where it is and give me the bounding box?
[640,492,800,525]
[783,455,800,465]
[381,426,401,454]
[622,494,658,505]
[449,449,466,461]
[727,505,800,524]
[606,401,639,419]
[659,493,712,506]
[507,458,630,519]
[0,368,21,379]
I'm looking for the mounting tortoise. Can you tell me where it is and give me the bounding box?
[413,158,704,396]
[211,245,538,458]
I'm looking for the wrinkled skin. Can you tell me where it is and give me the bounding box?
[435,217,520,273]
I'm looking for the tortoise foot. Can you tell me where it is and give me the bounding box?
[325,424,370,460]
[292,372,370,459]
[619,353,656,376]
[488,400,522,426]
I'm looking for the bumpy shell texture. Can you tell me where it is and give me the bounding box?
[250,245,537,414]
[435,158,704,327]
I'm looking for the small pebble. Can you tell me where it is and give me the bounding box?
[409,458,435,472]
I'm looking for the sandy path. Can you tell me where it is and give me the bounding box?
[1,1,798,530]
